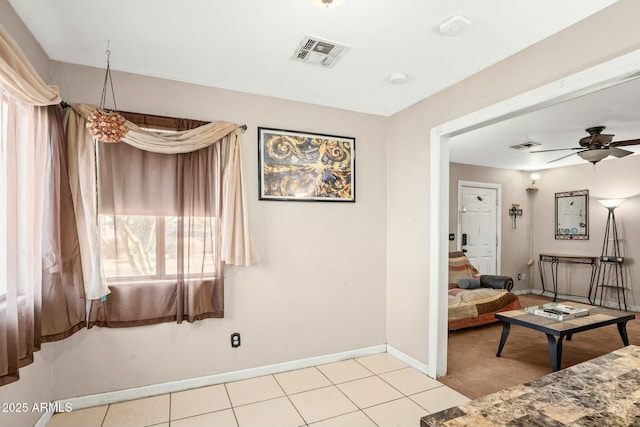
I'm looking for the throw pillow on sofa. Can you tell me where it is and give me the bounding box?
[457,277,481,289]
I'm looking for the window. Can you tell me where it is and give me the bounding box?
[100,215,216,282]
[87,111,226,326]
[98,114,219,285]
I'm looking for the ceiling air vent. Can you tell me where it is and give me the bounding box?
[292,35,350,68]
[510,141,541,150]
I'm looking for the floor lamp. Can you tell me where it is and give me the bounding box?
[593,199,626,310]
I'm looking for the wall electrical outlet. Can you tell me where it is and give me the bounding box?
[517,273,526,280]
[231,332,241,348]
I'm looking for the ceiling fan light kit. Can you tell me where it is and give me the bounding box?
[530,125,640,165]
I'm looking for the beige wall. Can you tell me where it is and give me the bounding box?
[0,0,50,77]
[3,0,640,421]
[386,0,640,364]
[447,156,640,302]
[530,156,640,307]
[46,63,388,399]
[448,163,532,290]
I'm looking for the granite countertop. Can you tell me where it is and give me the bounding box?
[421,345,640,426]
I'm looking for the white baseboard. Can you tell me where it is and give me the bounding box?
[515,288,640,312]
[35,344,387,426]
[386,345,430,376]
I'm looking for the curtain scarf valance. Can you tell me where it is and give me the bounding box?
[0,25,60,106]
[66,103,257,300]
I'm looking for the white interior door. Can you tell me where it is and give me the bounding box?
[458,182,500,275]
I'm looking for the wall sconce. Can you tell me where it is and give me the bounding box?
[526,172,540,191]
[509,203,523,229]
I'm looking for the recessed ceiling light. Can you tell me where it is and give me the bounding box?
[439,16,471,36]
[388,73,408,85]
[309,0,347,8]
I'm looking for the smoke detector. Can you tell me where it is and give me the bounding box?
[292,35,350,68]
[439,16,471,36]
[388,73,408,85]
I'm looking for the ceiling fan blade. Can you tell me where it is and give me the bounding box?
[548,151,583,163]
[530,147,581,153]
[609,147,634,158]
[610,138,640,147]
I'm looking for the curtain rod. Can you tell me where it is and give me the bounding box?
[60,101,247,132]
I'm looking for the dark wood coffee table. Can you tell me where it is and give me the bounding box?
[495,301,635,371]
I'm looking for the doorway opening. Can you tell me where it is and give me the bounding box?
[427,48,640,378]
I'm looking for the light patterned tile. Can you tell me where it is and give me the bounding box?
[274,367,332,394]
[288,385,358,424]
[317,360,374,384]
[379,367,442,395]
[225,375,284,407]
[308,410,377,427]
[46,405,108,427]
[410,385,470,414]
[337,376,403,409]
[355,353,408,374]
[102,394,169,427]
[171,384,231,420]
[233,397,304,427]
[364,397,429,427]
[171,409,237,427]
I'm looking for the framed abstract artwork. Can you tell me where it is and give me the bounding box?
[258,127,355,202]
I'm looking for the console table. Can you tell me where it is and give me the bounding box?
[538,253,598,302]
[421,345,640,427]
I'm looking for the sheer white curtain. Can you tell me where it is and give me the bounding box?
[1,24,85,386]
[0,90,48,385]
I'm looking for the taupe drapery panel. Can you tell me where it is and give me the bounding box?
[41,106,86,342]
[66,104,257,301]
[88,138,224,326]
[119,110,209,132]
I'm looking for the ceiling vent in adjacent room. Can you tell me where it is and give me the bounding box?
[292,35,350,68]
[510,141,541,150]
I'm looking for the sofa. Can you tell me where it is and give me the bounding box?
[448,251,521,331]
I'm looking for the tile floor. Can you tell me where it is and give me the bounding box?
[45,353,470,427]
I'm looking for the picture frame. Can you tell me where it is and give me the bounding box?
[258,127,355,202]
[555,189,589,240]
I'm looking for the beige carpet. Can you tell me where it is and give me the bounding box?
[438,294,640,399]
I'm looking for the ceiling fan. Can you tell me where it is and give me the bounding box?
[531,126,640,165]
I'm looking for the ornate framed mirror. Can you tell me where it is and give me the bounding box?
[555,189,589,240]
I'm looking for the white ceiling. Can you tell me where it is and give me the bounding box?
[8,0,616,118]
[450,75,640,171]
[10,0,638,171]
